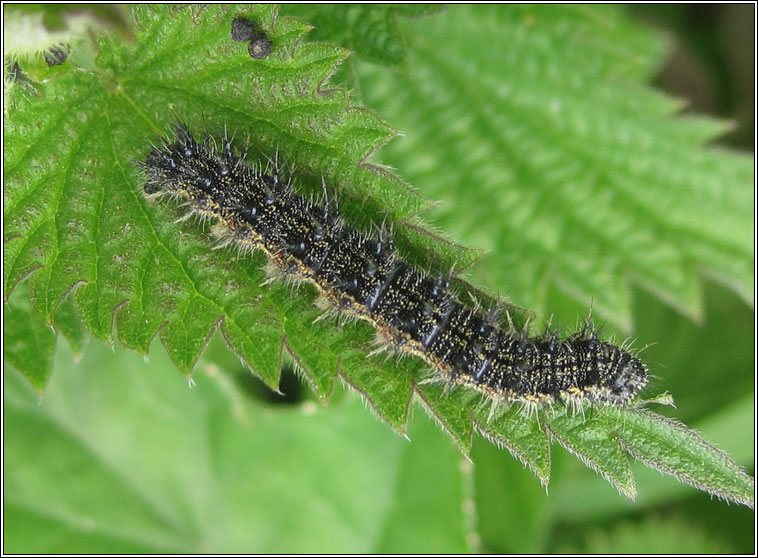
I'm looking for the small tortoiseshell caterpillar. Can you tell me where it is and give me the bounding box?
[138,125,648,412]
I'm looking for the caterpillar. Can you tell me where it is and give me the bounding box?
[137,124,648,411]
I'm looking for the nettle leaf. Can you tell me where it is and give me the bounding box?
[3,281,56,391]
[2,4,753,508]
[278,4,416,68]
[277,4,447,93]
[358,4,753,330]
[606,406,755,508]
[3,341,472,554]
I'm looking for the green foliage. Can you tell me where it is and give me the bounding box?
[354,4,752,329]
[3,340,472,553]
[557,514,736,554]
[3,4,754,552]
[278,4,439,68]
[4,281,56,390]
[277,4,446,90]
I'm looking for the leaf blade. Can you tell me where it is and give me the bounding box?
[605,406,755,508]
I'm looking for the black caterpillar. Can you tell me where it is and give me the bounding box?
[138,124,648,410]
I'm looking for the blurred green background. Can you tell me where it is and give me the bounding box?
[4,4,754,554]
